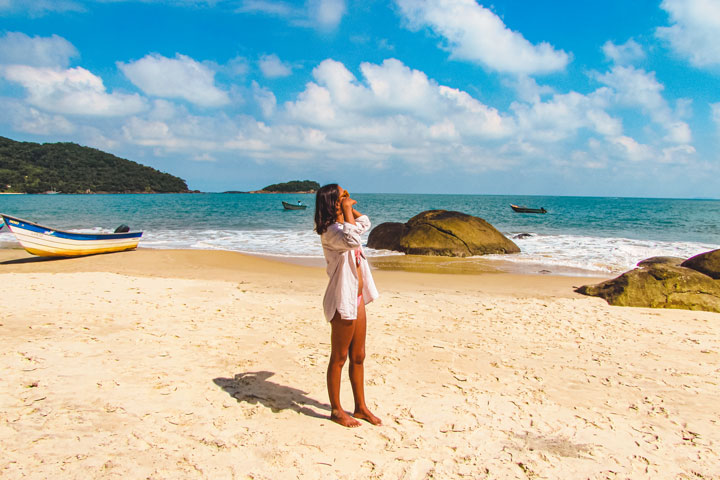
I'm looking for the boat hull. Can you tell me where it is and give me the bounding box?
[1,214,142,257]
[282,201,307,210]
[510,204,547,214]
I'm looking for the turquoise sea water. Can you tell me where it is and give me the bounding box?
[1,193,718,275]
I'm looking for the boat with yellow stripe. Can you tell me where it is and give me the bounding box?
[1,214,142,257]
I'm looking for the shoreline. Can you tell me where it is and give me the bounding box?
[0,247,604,291]
[261,250,611,277]
[0,245,611,279]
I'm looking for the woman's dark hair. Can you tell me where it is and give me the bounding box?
[314,183,340,235]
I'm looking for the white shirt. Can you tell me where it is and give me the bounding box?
[320,215,379,322]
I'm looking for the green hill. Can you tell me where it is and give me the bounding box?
[260,180,320,193]
[0,136,189,194]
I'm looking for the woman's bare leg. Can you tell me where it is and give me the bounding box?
[349,299,382,425]
[328,314,361,427]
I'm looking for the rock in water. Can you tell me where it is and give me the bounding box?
[367,210,519,257]
[366,222,406,252]
[681,249,720,279]
[576,262,720,313]
[636,256,685,267]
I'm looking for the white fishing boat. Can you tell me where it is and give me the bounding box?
[1,214,142,257]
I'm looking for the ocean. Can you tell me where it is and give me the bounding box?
[1,193,718,276]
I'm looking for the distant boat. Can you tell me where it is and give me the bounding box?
[282,201,307,210]
[510,204,547,214]
[0,214,142,257]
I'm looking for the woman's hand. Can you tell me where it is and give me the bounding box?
[341,196,357,210]
[338,196,358,224]
[341,197,358,224]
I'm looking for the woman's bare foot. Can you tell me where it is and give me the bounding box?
[353,408,382,426]
[331,409,361,428]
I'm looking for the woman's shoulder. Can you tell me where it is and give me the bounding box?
[320,222,342,237]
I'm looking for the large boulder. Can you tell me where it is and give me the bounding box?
[365,222,405,252]
[367,210,519,257]
[576,261,720,313]
[681,249,720,279]
[636,256,684,268]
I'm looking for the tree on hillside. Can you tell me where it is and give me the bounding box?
[261,180,320,192]
[0,136,188,194]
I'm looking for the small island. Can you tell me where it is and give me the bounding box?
[241,180,320,194]
[0,136,191,194]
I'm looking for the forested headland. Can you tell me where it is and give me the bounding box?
[0,136,189,194]
[254,180,320,193]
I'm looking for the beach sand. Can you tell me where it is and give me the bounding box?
[1,248,718,479]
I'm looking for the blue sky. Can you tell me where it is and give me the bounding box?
[1,0,719,197]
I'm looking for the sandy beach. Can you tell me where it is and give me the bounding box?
[1,248,719,479]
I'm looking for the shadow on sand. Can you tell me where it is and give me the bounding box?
[0,255,75,265]
[213,371,330,419]
[0,250,135,265]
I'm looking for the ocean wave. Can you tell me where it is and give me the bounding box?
[141,229,720,274]
[489,232,719,274]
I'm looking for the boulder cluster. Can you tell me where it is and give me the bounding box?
[367,210,519,257]
[576,249,720,313]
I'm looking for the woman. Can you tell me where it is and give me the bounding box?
[314,184,381,428]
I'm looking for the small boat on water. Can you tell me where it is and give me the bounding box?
[510,204,547,214]
[1,214,142,257]
[282,201,307,210]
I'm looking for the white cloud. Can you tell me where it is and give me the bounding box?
[118,53,230,107]
[121,102,241,153]
[117,58,692,175]
[2,65,146,116]
[193,153,216,162]
[236,0,346,30]
[226,56,250,76]
[122,116,223,151]
[285,58,515,142]
[609,136,653,163]
[236,0,297,17]
[0,0,84,15]
[657,0,720,68]
[665,121,692,144]
[395,0,569,75]
[4,54,697,183]
[0,32,79,68]
[361,59,445,117]
[511,89,621,142]
[258,54,292,78]
[0,98,76,135]
[711,102,720,127]
[307,0,346,30]
[596,66,665,112]
[596,66,691,143]
[505,75,554,103]
[579,127,695,168]
[660,144,696,164]
[18,108,76,135]
[602,39,645,65]
[252,81,277,118]
[1,0,226,14]
[115,58,520,171]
